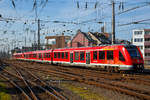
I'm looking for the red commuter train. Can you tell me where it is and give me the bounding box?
[13,44,144,72]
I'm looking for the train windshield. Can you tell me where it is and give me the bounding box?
[125,46,141,59]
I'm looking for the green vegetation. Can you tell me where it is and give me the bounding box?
[0,82,11,100]
[62,83,108,100]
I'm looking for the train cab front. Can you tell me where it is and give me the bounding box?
[125,45,144,71]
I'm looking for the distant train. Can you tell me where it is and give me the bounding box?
[13,44,144,72]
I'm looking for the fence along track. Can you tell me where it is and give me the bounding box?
[22,66,150,100]
[0,67,64,100]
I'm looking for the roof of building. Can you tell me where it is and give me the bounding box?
[81,31,95,42]
[144,29,150,31]
[72,30,96,43]
[90,32,111,44]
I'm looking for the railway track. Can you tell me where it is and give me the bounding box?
[3,60,150,100]
[6,61,150,100]
[0,63,67,100]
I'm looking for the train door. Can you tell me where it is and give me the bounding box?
[51,52,53,64]
[41,53,43,61]
[70,53,73,63]
[86,52,90,64]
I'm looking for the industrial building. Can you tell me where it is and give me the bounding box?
[132,29,150,64]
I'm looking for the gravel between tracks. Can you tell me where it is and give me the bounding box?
[1,59,149,100]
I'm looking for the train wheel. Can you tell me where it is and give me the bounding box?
[106,66,110,72]
[120,71,125,74]
[107,67,112,72]
[112,67,116,72]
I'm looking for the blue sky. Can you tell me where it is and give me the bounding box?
[0,0,150,50]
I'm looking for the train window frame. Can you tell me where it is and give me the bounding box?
[93,51,97,60]
[65,52,68,59]
[107,51,113,60]
[74,52,79,61]
[119,51,125,61]
[99,51,105,60]
[80,51,85,61]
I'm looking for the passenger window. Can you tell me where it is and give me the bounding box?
[62,52,64,59]
[45,53,50,58]
[65,52,68,59]
[119,51,125,61]
[58,52,60,58]
[44,53,46,58]
[54,53,57,58]
[80,52,85,61]
[99,51,105,60]
[33,54,36,58]
[107,51,113,60]
[93,51,97,60]
[27,54,29,58]
[39,53,42,58]
[74,52,79,60]
[47,53,50,58]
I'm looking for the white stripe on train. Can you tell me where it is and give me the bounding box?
[17,58,133,70]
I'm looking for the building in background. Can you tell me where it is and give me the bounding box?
[67,30,112,48]
[67,30,96,47]
[45,34,71,49]
[132,29,150,64]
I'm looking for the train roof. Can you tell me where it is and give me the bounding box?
[53,44,134,51]
[13,44,136,55]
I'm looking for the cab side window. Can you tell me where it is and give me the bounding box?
[119,51,125,61]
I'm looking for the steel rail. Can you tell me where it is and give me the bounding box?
[11,65,67,100]
[0,67,63,100]
[0,74,32,100]
[15,69,39,100]
[21,68,68,100]
[23,66,150,100]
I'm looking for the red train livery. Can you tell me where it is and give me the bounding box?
[13,44,144,72]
